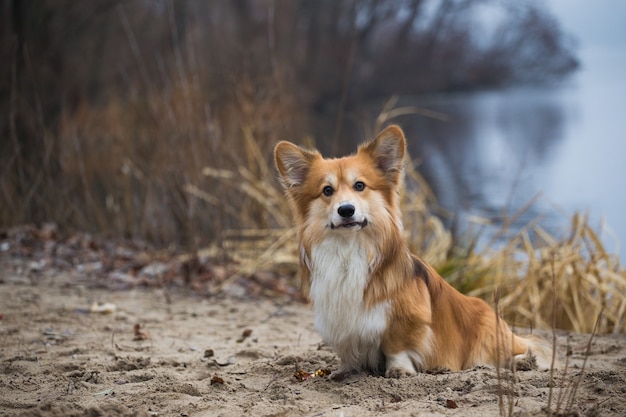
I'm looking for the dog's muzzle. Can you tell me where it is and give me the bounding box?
[331,203,368,229]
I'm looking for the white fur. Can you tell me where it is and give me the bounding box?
[309,235,388,372]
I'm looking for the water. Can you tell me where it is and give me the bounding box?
[398,47,626,259]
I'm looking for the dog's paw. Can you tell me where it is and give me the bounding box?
[513,352,538,371]
[512,337,556,372]
[385,351,421,378]
[385,367,417,379]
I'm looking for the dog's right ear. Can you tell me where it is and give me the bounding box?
[274,141,319,189]
[359,125,406,186]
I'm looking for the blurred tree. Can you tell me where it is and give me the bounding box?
[0,0,579,243]
[2,0,64,225]
[1,0,121,225]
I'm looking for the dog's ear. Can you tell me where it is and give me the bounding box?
[274,141,319,189]
[360,125,406,184]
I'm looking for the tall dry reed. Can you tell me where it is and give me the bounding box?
[54,73,302,247]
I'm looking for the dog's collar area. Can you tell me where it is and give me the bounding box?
[330,218,368,230]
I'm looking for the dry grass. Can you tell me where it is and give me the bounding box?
[460,213,625,334]
[406,186,625,335]
[52,74,302,246]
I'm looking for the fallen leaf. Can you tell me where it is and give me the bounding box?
[133,323,150,341]
[293,368,311,382]
[445,399,458,409]
[210,375,224,385]
[293,368,330,382]
[237,329,252,343]
[313,368,331,377]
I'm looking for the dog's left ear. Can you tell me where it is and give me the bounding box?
[274,141,320,190]
[360,125,406,184]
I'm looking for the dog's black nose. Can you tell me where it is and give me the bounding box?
[337,204,355,218]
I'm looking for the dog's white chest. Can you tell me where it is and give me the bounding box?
[308,237,388,369]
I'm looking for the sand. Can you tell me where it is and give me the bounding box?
[1,271,625,417]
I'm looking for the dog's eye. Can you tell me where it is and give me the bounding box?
[354,181,365,191]
[322,186,334,197]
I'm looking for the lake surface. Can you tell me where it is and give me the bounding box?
[397,47,626,259]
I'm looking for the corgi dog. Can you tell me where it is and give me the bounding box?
[274,125,552,378]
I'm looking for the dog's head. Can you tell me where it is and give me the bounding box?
[274,125,406,235]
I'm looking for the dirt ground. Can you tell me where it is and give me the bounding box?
[1,227,625,417]
[1,277,625,417]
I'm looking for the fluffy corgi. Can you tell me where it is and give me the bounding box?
[274,125,552,378]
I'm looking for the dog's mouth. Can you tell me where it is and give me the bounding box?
[330,218,368,230]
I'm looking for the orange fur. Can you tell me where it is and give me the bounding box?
[274,125,552,377]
